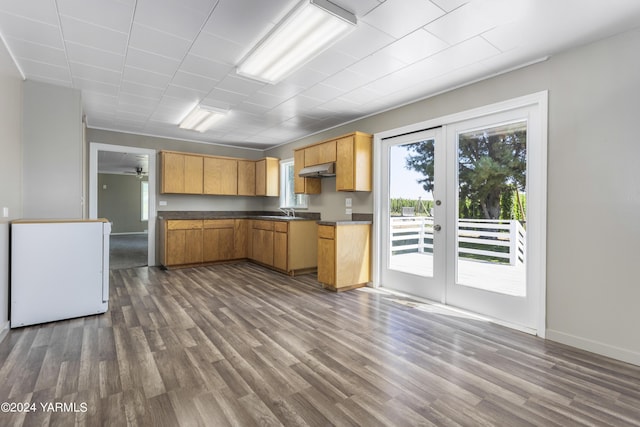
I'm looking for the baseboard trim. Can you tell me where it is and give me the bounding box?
[110,232,148,236]
[546,329,640,367]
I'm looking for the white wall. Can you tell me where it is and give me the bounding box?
[264,28,640,365]
[0,40,23,336]
[22,80,83,218]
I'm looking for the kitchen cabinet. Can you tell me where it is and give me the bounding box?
[204,157,238,195]
[233,219,249,259]
[203,219,235,262]
[317,223,371,291]
[304,140,337,166]
[294,149,321,194]
[237,160,256,196]
[250,220,274,266]
[336,132,372,192]
[162,220,204,266]
[161,151,203,194]
[256,157,279,197]
[249,219,318,274]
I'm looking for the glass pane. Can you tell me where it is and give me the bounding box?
[388,140,435,277]
[456,121,527,296]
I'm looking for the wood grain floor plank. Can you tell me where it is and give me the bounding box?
[1,262,639,426]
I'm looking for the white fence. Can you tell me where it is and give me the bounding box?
[390,216,526,265]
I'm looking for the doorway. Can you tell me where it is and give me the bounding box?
[375,93,547,335]
[89,143,157,267]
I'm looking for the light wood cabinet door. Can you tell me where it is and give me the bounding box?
[304,141,337,166]
[317,234,335,286]
[256,157,279,197]
[273,230,288,271]
[164,220,204,266]
[294,149,321,194]
[161,152,203,194]
[336,133,372,192]
[204,157,238,195]
[234,219,248,259]
[237,160,256,196]
[203,220,235,262]
[251,228,274,266]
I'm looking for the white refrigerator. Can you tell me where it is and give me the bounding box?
[10,219,111,328]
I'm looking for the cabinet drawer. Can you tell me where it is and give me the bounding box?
[167,220,203,230]
[252,220,274,231]
[318,225,335,239]
[273,221,288,233]
[203,219,235,229]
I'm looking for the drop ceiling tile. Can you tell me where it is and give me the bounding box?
[362,0,444,39]
[57,0,134,34]
[202,87,249,105]
[60,15,128,55]
[163,85,208,104]
[179,54,233,80]
[120,81,165,100]
[305,49,359,76]
[134,0,213,41]
[128,23,192,59]
[0,0,59,25]
[74,77,119,96]
[123,66,173,88]
[6,37,68,68]
[190,31,244,65]
[425,1,498,45]
[118,92,160,109]
[215,74,265,96]
[69,61,121,85]
[322,68,369,92]
[125,47,181,76]
[340,86,384,105]
[333,21,395,60]
[66,42,124,71]
[335,0,381,17]
[0,12,63,49]
[203,0,296,46]
[429,0,468,12]
[171,70,219,93]
[300,83,347,103]
[348,50,408,81]
[383,29,449,64]
[18,58,71,82]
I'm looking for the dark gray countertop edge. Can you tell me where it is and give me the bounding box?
[157,210,321,221]
[317,220,373,226]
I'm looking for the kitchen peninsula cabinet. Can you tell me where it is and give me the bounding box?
[317,222,371,291]
[249,219,318,275]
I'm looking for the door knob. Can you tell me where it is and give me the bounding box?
[434,224,441,231]
[435,200,442,206]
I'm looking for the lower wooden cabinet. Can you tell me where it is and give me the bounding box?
[203,219,235,262]
[317,223,371,291]
[163,220,204,266]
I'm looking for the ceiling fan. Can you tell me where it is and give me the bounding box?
[124,166,147,179]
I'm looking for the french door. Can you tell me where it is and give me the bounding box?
[378,95,546,333]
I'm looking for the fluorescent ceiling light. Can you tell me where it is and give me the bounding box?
[178,105,227,132]
[237,0,357,84]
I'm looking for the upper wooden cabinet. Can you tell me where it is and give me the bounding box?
[237,160,256,196]
[160,150,279,197]
[304,140,337,166]
[204,157,238,195]
[336,132,372,192]
[255,157,279,197]
[294,149,321,195]
[293,131,372,194]
[161,152,203,194]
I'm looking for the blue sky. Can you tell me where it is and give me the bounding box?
[389,144,433,200]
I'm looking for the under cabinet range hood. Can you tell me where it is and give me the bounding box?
[298,162,335,177]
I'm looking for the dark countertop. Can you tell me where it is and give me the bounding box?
[157,210,320,222]
[317,220,373,226]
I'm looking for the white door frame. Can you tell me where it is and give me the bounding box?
[373,91,548,337]
[89,143,157,267]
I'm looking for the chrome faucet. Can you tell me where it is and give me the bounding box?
[279,208,295,217]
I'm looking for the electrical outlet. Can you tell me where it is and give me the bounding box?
[345,197,352,207]
[2,207,8,218]
[159,201,168,206]
[345,208,352,215]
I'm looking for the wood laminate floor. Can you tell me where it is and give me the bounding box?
[1,262,639,426]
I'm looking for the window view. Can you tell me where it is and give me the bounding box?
[455,121,527,296]
[141,180,149,221]
[280,159,308,209]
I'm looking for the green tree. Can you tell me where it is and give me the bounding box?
[405,124,526,219]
